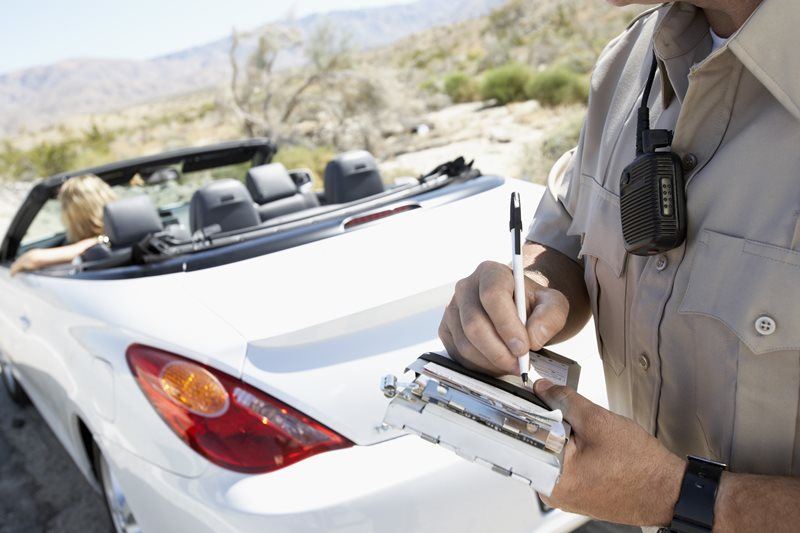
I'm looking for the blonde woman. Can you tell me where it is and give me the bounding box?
[10,174,117,275]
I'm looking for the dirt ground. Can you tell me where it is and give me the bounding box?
[0,388,111,533]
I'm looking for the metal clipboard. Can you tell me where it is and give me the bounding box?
[381,351,581,497]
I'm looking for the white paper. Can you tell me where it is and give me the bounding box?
[530,352,570,387]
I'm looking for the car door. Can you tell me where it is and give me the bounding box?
[0,267,34,387]
[0,198,78,445]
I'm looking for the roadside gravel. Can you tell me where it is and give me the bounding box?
[0,387,110,533]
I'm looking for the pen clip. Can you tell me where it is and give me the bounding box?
[509,192,523,252]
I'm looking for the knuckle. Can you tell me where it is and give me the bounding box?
[461,312,484,340]
[454,278,469,296]
[478,282,504,308]
[477,260,500,273]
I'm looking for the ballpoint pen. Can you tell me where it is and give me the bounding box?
[509,192,530,385]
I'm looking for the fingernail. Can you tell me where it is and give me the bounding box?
[508,338,527,356]
[534,379,555,394]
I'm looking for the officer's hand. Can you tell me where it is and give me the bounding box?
[535,379,685,527]
[438,261,569,376]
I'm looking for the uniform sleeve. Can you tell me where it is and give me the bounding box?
[526,143,582,263]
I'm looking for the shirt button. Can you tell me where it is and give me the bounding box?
[682,153,699,171]
[655,255,668,271]
[638,353,651,371]
[755,316,777,336]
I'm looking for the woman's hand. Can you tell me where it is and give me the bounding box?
[9,237,99,276]
[10,250,42,276]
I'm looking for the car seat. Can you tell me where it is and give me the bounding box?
[324,151,385,204]
[189,179,260,235]
[103,195,164,248]
[246,163,319,222]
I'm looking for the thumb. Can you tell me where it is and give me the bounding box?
[534,379,590,430]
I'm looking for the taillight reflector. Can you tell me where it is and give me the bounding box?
[126,344,351,474]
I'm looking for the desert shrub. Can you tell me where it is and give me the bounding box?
[0,139,78,180]
[518,112,584,184]
[480,63,534,105]
[541,114,584,167]
[419,78,440,95]
[27,140,78,178]
[273,145,336,190]
[525,67,589,107]
[443,72,481,103]
[0,142,25,181]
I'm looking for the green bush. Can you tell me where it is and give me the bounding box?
[480,63,534,104]
[419,78,440,95]
[443,72,481,103]
[26,140,78,178]
[525,67,589,107]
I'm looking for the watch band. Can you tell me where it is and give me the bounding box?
[668,455,727,533]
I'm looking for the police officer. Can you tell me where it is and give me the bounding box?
[439,0,800,530]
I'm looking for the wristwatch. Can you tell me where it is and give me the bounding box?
[662,455,727,533]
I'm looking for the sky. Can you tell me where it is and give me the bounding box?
[0,0,413,74]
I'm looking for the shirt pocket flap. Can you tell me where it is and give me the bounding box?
[568,175,628,278]
[679,229,800,354]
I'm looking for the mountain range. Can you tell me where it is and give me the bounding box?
[0,0,506,136]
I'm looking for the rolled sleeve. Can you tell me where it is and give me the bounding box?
[526,147,582,262]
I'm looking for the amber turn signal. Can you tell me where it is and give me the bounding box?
[159,361,230,417]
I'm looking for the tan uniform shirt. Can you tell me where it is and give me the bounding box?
[528,0,800,476]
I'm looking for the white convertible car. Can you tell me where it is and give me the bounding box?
[0,139,601,533]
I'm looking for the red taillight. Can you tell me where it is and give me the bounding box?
[344,204,420,230]
[126,344,351,474]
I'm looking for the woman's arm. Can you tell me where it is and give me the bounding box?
[10,238,99,276]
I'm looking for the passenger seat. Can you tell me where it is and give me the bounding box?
[190,179,260,235]
[324,151,385,204]
[246,163,319,222]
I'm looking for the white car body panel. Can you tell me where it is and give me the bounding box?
[0,177,604,532]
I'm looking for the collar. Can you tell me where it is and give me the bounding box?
[727,0,800,121]
[651,0,800,121]
[652,3,710,106]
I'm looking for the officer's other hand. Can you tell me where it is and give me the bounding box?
[438,260,569,376]
[535,379,685,527]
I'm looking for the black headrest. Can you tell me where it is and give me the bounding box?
[324,151,384,204]
[103,195,164,248]
[189,179,260,234]
[246,163,298,205]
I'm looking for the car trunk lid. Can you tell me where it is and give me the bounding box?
[185,181,541,444]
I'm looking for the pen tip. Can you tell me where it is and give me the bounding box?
[521,373,529,385]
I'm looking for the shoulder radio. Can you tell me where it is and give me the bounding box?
[620,53,687,256]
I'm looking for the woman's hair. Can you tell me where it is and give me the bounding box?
[58,174,117,242]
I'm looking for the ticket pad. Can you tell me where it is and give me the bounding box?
[381,351,580,497]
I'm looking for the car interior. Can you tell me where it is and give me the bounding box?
[1,140,483,278]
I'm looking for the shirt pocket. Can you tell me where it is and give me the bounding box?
[569,175,629,375]
[679,229,800,472]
